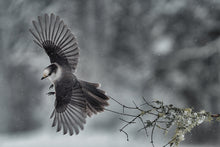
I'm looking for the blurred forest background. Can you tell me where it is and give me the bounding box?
[0,0,220,146]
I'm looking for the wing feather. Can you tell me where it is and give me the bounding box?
[32,21,43,43]
[44,14,49,39]
[63,111,74,135]
[59,43,78,54]
[57,113,62,132]
[29,13,79,72]
[66,107,83,129]
[38,16,46,41]
[33,39,43,48]
[50,79,86,135]
[65,109,80,134]
[60,112,67,135]
[52,112,57,127]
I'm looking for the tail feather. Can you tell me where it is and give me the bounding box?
[79,80,109,117]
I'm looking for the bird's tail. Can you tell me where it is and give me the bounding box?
[79,80,109,117]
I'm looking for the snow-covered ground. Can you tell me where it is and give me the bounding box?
[0,131,149,147]
[0,130,218,147]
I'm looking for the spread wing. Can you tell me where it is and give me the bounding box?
[49,77,110,136]
[50,78,87,135]
[29,13,79,72]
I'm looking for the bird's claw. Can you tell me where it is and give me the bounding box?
[49,84,54,90]
[47,92,55,96]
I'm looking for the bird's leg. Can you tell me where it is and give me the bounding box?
[49,84,54,90]
[47,92,56,96]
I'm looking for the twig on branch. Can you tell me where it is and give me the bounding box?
[151,122,156,147]
[105,108,137,117]
[106,96,220,147]
[119,118,136,124]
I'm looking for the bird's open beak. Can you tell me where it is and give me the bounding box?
[41,75,48,80]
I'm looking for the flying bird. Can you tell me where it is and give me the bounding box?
[29,13,109,135]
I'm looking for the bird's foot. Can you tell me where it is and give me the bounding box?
[47,92,55,96]
[49,84,54,90]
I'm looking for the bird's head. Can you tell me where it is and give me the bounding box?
[41,64,58,80]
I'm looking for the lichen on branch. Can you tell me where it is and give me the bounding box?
[105,97,220,147]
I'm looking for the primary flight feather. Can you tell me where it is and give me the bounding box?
[29,13,109,135]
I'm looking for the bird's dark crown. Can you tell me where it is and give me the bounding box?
[46,64,58,75]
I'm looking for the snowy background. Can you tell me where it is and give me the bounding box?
[0,0,220,146]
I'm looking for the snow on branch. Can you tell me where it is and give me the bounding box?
[105,97,220,147]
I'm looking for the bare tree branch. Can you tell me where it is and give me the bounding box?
[106,97,220,147]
